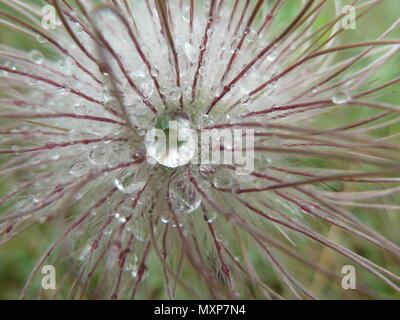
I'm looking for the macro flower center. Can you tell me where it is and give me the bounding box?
[144,112,197,168]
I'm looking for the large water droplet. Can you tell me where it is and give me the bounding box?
[332,90,351,104]
[145,116,196,168]
[246,29,258,43]
[114,168,146,194]
[169,178,201,214]
[89,144,109,165]
[213,170,238,190]
[69,160,89,176]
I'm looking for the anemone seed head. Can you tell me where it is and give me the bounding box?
[0,0,400,299]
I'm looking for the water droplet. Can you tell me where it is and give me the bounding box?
[114,168,146,194]
[58,87,69,97]
[206,211,217,223]
[89,144,109,165]
[150,67,159,77]
[267,51,278,62]
[332,90,351,104]
[246,29,257,43]
[28,50,44,64]
[114,213,127,223]
[36,34,46,43]
[144,116,196,168]
[213,170,238,190]
[69,160,89,176]
[169,178,201,214]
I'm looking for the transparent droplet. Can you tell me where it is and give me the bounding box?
[246,29,257,43]
[169,178,201,214]
[58,87,69,97]
[144,116,196,168]
[69,160,89,176]
[28,50,44,65]
[150,67,159,77]
[114,168,146,194]
[36,34,46,43]
[267,51,278,62]
[206,211,217,223]
[213,170,238,190]
[332,90,351,104]
[89,144,109,165]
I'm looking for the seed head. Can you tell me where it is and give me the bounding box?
[0,0,399,299]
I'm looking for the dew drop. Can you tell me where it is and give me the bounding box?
[150,67,159,78]
[213,170,238,190]
[89,144,109,165]
[29,50,44,64]
[58,87,69,97]
[245,29,258,43]
[332,90,351,104]
[114,168,146,194]
[144,116,196,168]
[36,34,46,43]
[69,160,89,176]
[169,178,201,214]
[267,51,278,62]
[206,211,217,223]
